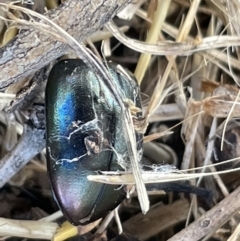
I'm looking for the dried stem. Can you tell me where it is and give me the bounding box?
[167,186,240,241]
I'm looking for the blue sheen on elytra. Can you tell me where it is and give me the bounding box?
[46,59,143,225]
[56,92,75,136]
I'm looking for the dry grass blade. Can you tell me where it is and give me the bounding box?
[106,22,240,55]
[134,0,171,84]
[87,165,240,185]
[0,218,58,239]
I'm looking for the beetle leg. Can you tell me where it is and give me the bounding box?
[123,98,148,133]
[132,116,148,134]
[125,98,142,116]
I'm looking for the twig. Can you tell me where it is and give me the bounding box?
[167,186,240,241]
[0,0,132,89]
[0,105,45,187]
[8,65,51,111]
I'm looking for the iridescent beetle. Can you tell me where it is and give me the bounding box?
[45,59,143,225]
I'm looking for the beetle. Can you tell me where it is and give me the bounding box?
[45,59,143,225]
